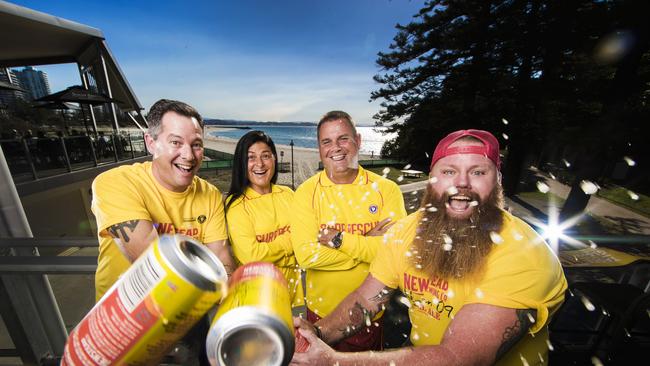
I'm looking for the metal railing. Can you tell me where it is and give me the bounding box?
[1,132,148,183]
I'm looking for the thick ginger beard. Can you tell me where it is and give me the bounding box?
[412,184,505,279]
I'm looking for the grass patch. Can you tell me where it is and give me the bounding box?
[367,166,429,185]
[597,186,650,218]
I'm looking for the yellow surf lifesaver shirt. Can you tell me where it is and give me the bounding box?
[291,166,407,316]
[370,211,568,365]
[92,162,228,301]
[226,185,304,306]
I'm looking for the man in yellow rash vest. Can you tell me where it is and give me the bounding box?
[91,99,236,365]
[292,129,567,366]
[291,111,407,351]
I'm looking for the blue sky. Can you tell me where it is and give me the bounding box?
[11,0,425,124]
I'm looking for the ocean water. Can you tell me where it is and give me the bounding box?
[209,125,396,156]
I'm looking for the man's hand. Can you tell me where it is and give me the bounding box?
[365,217,394,237]
[293,316,317,336]
[290,328,336,366]
[317,227,340,247]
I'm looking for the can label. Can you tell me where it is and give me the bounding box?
[214,262,292,331]
[62,235,225,366]
[207,262,294,366]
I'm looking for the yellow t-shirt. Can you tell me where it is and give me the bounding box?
[291,166,406,316]
[226,185,304,306]
[370,211,567,366]
[92,161,228,300]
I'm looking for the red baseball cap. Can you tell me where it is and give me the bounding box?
[430,129,501,170]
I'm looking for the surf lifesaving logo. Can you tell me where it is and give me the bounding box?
[369,204,378,214]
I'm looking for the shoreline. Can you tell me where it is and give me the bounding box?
[203,125,373,186]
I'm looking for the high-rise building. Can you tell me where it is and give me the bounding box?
[0,68,28,105]
[15,66,51,100]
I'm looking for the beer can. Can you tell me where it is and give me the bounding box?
[62,234,227,366]
[206,262,294,366]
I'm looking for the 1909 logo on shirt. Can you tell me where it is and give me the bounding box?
[369,205,378,214]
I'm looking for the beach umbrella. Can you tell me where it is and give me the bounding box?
[34,85,115,105]
[33,101,76,135]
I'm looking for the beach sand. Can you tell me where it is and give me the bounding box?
[203,125,372,187]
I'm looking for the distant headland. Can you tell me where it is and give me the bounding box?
[204,119,316,128]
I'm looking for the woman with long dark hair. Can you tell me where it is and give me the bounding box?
[225,130,303,306]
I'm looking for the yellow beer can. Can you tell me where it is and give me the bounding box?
[206,262,294,366]
[62,234,227,366]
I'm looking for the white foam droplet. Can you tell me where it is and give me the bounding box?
[623,156,636,166]
[382,167,390,174]
[580,295,596,311]
[591,356,604,366]
[442,234,453,245]
[446,186,458,195]
[502,133,509,140]
[546,340,554,351]
[490,231,504,244]
[371,182,379,190]
[397,296,411,308]
[469,200,478,207]
[447,289,454,298]
[549,172,556,180]
[429,176,438,184]
[405,251,412,257]
[562,159,571,168]
[474,288,484,298]
[580,180,599,195]
[519,354,530,366]
[427,206,438,212]
[627,190,639,201]
[513,231,523,241]
[397,175,404,182]
[404,164,411,170]
[588,240,598,249]
[536,182,550,193]
[527,312,536,323]
[443,243,453,251]
[502,118,509,125]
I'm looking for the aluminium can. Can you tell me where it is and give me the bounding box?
[62,234,227,366]
[206,262,294,366]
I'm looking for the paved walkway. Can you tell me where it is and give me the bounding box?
[398,171,650,235]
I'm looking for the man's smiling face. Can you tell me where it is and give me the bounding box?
[146,111,204,192]
[318,118,361,183]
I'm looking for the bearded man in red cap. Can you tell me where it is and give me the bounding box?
[291,130,567,366]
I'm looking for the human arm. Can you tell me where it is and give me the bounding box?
[205,239,236,277]
[334,182,407,263]
[292,298,537,366]
[291,185,359,270]
[227,203,293,265]
[105,219,158,262]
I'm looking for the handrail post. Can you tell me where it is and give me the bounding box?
[21,139,38,180]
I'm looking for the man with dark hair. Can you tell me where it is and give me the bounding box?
[91,99,235,364]
[291,110,407,351]
[292,129,567,366]
[93,98,234,300]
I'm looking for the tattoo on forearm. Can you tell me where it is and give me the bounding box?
[108,220,139,243]
[339,302,368,337]
[495,309,536,360]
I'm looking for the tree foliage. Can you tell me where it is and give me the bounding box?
[373,0,650,215]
